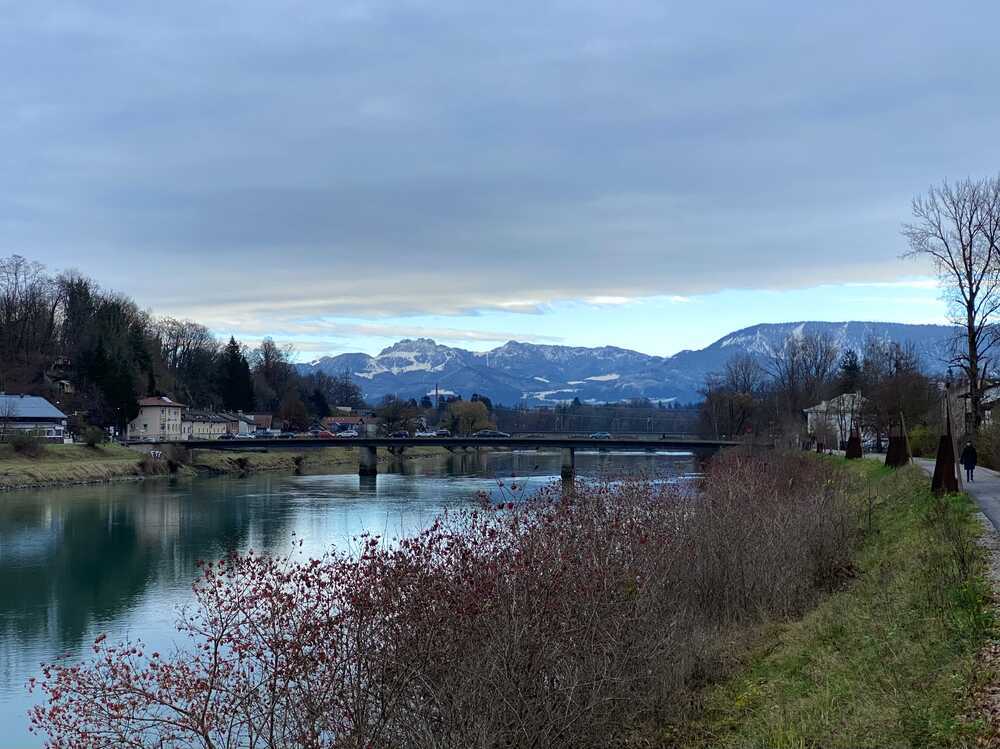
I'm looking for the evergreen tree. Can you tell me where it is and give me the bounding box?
[217,337,255,411]
[309,388,331,418]
[838,348,862,393]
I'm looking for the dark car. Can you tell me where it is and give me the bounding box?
[590,431,612,439]
[473,429,511,438]
[389,431,410,439]
[434,428,451,437]
[278,431,296,439]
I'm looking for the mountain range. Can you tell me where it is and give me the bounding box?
[297,321,956,405]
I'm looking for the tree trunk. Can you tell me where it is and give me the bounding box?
[968,298,981,431]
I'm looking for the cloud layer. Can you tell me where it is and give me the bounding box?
[1,1,995,341]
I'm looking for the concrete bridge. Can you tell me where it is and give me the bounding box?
[129,436,743,479]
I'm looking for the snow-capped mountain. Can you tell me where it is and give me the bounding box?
[297,322,955,405]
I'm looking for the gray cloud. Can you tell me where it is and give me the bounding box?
[2,0,997,323]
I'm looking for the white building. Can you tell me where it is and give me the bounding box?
[804,392,865,448]
[182,410,230,440]
[218,411,255,436]
[128,396,186,442]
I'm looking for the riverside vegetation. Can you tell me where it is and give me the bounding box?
[28,452,995,747]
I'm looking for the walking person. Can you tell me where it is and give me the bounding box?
[961,441,978,483]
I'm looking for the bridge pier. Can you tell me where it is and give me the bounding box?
[359,445,378,476]
[561,447,575,480]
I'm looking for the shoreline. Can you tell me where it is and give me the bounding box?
[0,443,457,493]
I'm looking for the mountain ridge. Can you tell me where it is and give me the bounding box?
[298,321,955,405]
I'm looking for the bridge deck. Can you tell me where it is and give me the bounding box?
[131,436,742,452]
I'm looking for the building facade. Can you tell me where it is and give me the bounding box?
[804,392,865,448]
[182,410,230,440]
[128,397,186,441]
[0,394,68,441]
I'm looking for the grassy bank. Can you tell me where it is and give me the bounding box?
[0,443,147,489]
[189,445,450,474]
[0,442,456,490]
[668,461,995,748]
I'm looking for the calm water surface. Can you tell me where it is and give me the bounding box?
[0,449,695,746]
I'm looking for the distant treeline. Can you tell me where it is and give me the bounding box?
[698,331,939,446]
[0,254,364,431]
[494,400,699,434]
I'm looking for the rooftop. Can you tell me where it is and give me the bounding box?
[138,396,186,408]
[0,394,67,420]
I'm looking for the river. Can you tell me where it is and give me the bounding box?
[0,449,696,746]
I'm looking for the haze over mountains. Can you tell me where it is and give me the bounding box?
[298,322,955,406]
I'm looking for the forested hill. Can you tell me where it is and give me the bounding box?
[0,255,364,430]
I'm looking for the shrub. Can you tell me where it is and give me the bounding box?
[908,424,938,458]
[31,451,854,748]
[8,431,43,457]
[81,426,105,447]
[977,421,1000,470]
[163,444,190,472]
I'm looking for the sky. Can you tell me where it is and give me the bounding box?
[4,1,996,359]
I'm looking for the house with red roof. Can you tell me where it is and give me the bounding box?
[127,396,186,442]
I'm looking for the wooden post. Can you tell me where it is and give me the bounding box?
[885,415,909,468]
[933,391,960,495]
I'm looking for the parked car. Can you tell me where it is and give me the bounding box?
[414,430,437,437]
[218,432,236,440]
[278,431,296,439]
[590,431,612,439]
[337,429,359,438]
[434,428,451,437]
[473,429,511,438]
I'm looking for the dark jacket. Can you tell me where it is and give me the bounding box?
[961,445,978,469]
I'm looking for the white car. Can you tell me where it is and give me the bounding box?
[414,431,437,437]
[337,429,359,438]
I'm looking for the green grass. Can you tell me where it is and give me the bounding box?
[0,442,144,489]
[668,461,995,749]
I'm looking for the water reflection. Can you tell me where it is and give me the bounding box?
[0,450,694,747]
[0,479,292,653]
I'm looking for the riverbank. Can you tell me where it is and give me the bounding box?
[0,443,454,491]
[663,460,996,748]
[0,443,148,490]
[188,445,451,474]
[33,449,853,747]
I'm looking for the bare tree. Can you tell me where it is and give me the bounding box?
[724,352,766,395]
[903,176,1000,428]
[766,332,839,415]
[0,397,15,441]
